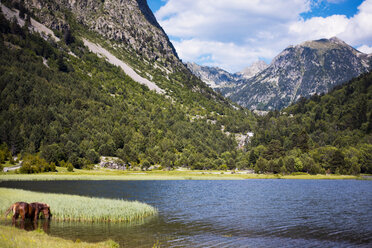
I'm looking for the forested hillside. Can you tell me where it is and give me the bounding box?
[248,72,372,174]
[0,8,254,170]
[0,1,371,175]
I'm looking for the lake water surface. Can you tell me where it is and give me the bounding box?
[1,180,371,247]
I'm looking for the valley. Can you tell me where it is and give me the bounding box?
[0,0,371,247]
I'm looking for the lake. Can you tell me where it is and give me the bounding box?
[0,180,371,247]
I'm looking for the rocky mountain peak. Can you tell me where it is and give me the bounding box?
[23,0,181,70]
[187,37,372,111]
[186,62,240,89]
[329,36,345,44]
[229,37,372,110]
[300,37,355,52]
[239,60,268,79]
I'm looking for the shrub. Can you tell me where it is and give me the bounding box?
[86,149,100,164]
[19,154,57,174]
[0,143,12,164]
[141,160,150,170]
[290,172,309,176]
[67,163,74,172]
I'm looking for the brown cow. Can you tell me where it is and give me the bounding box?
[4,201,52,222]
[4,202,32,222]
[30,202,52,220]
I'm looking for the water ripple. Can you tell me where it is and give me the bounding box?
[1,179,371,247]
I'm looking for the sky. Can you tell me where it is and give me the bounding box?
[148,0,372,73]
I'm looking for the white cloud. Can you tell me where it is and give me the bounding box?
[290,0,372,45]
[357,45,372,54]
[173,39,275,72]
[341,0,372,45]
[289,15,349,39]
[156,0,372,72]
[157,0,310,42]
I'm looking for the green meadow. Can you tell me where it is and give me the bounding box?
[0,166,365,181]
[0,188,157,223]
[0,225,119,248]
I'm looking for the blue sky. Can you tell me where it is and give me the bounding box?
[148,0,372,72]
[148,0,164,13]
[301,0,364,19]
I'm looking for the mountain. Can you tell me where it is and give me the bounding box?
[186,60,268,97]
[249,70,372,174]
[21,0,226,96]
[230,37,372,110]
[187,38,371,110]
[1,0,370,175]
[186,62,240,89]
[0,0,255,170]
[237,60,268,79]
[23,0,180,70]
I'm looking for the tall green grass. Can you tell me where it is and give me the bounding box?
[0,188,157,222]
[0,225,119,248]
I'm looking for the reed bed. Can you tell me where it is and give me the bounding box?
[0,188,157,223]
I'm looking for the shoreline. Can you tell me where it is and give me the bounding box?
[0,167,367,181]
[0,225,119,248]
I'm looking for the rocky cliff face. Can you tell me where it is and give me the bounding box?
[186,60,268,89]
[24,0,180,70]
[238,60,268,79]
[230,37,372,110]
[186,62,240,89]
[187,37,372,110]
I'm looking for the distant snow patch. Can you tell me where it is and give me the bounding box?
[83,39,165,94]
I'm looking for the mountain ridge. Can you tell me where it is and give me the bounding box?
[22,0,180,69]
[232,36,372,110]
[0,0,371,176]
[187,37,372,110]
[0,0,255,171]
[238,60,268,79]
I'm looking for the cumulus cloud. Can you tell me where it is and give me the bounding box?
[341,0,372,44]
[291,0,372,45]
[357,45,372,54]
[173,39,275,71]
[155,0,372,72]
[289,15,349,39]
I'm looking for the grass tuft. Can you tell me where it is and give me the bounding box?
[0,224,119,248]
[0,188,157,223]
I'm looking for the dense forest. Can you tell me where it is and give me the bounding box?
[248,72,372,174]
[0,4,371,175]
[0,8,254,171]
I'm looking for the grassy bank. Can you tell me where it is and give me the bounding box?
[0,225,119,248]
[0,167,365,181]
[0,188,157,223]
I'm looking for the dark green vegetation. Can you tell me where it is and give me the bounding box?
[0,8,254,171]
[0,2,371,176]
[248,72,372,174]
